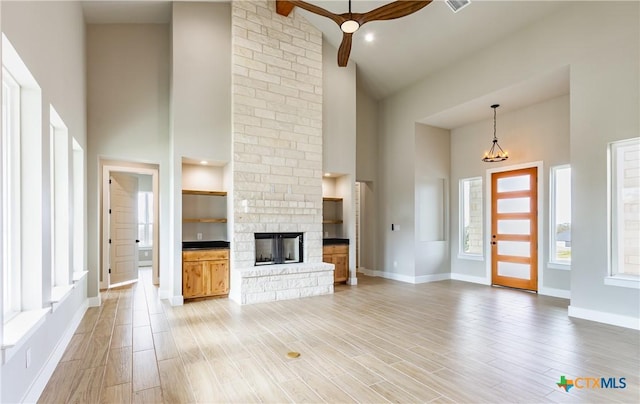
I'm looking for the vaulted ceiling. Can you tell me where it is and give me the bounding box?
[82,0,571,127]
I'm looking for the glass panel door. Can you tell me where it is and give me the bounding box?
[491,167,538,291]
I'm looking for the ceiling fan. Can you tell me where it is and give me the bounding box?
[276,0,433,67]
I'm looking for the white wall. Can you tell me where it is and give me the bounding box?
[172,2,231,163]
[323,39,356,176]
[86,24,171,297]
[356,87,378,271]
[356,87,377,182]
[378,1,639,323]
[170,2,231,304]
[1,1,88,402]
[415,124,450,280]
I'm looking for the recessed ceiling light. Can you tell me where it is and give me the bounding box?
[200,160,207,165]
[364,32,374,42]
[324,173,331,177]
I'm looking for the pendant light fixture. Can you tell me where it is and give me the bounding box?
[482,104,508,162]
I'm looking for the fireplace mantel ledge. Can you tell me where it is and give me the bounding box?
[238,262,334,278]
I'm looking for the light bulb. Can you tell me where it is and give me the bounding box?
[341,20,360,34]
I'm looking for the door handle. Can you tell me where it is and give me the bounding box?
[135,239,140,243]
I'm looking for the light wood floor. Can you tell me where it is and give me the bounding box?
[39,269,639,403]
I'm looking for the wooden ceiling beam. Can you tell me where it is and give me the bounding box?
[275,0,295,17]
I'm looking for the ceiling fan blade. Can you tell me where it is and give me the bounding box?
[281,0,346,26]
[357,1,432,24]
[337,32,353,67]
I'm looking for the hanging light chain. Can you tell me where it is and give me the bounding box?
[482,104,508,162]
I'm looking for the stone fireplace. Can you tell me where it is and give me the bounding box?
[229,0,334,304]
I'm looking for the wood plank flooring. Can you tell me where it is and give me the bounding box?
[39,269,640,403]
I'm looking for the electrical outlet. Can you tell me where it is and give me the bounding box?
[197,233,203,240]
[26,348,31,368]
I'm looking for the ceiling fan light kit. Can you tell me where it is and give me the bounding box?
[340,19,360,33]
[276,0,433,67]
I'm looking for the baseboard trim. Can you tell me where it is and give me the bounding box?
[157,289,171,300]
[414,273,451,284]
[87,295,101,307]
[568,305,640,330]
[450,273,491,285]
[170,295,184,306]
[22,298,89,403]
[359,269,450,284]
[539,287,570,299]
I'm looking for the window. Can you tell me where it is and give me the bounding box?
[138,192,153,247]
[550,165,571,266]
[2,68,21,321]
[609,138,640,284]
[460,177,483,257]
[72,138,84,274]
[50,106,70,291]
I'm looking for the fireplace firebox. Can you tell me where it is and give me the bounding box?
[255,232,303,266]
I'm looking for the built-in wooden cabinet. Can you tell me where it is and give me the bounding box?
[323,244,349,283]
[182,249,229,299]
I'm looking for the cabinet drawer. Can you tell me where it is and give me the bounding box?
[323,244,348,255]
[183,249,229,262]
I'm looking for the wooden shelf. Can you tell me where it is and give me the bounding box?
[323,197,343,202]
[183,218,227,223]
[183,190,227,196]
[323,219,343,224]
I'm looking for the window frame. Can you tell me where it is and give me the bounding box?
[138,191,153,248]
[50,106,71,294]
[2,67,22,322]
[549,164,571,269]
[458,176,483,260]
[606,137,640,289]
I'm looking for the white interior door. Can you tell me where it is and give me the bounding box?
[109,172,139,285]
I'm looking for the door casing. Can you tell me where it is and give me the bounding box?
[100,161,160,290]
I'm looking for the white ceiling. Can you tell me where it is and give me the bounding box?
[82,0,172,24]
[82,0,571,128]
[297,0,566,100]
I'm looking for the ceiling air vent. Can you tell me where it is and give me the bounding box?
[446,0,471,13]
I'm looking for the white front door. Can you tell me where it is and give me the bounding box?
[109,172,139,285]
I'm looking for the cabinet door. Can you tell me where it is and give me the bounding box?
[333,253,349,282]
[205,260,229,296]
[322,253,332,264]
[183,261,204,298]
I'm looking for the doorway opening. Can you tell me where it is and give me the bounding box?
[101,160,160,290]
